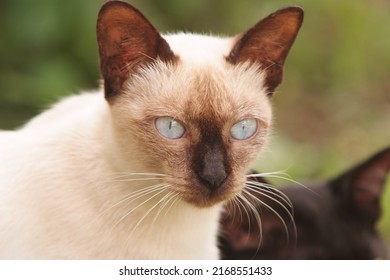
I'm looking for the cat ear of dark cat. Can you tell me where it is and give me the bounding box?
[329,147,390,225]
[96,0,176,99]
[227,7,304,95]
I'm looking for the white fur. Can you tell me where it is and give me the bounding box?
[165,33,233,64]
[0,34,268,259]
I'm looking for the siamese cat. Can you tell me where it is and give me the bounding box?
[220,147,390,259]
[0,1,303,259]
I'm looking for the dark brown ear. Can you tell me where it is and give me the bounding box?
[227,7,303,95]
[330,147,390,224]
[96,0,176,99]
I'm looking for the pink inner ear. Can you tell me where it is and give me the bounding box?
[227,7,304,94]
[96,1,176,99]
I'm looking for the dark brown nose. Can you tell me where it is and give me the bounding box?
[197,164,227,189]
[195,145,228,190]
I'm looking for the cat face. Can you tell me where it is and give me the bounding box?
[96,1,303,207]
[110,62,272,207]
[220,147,390,259]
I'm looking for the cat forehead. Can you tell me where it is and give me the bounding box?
[122,59,271,124]
[117,32,272,124]
[163,33,233,64]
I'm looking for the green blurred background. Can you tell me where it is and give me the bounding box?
[1,0,389,253]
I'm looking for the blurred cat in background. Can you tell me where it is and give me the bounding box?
[220,147,390,259]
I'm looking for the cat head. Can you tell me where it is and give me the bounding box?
[96,0,303,207]
[220,147,390,259]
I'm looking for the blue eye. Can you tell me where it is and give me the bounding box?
[155,117,186,139]
[230,119,257,140]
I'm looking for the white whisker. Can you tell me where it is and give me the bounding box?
[248,172,319,196]
[246,169,291,178]
[245,180,293,210]
[163,195,180,219]
[129,189,171,237]
[245,185,293,221]
[100,184,165,217]
[237,193,263,257]
[107,172,171,178]
[109,186,167,234]
[152,191,178,224]
[247,186,295,227]
[227,198,240,223]
[243,189,296,247]
[233,195,250,230]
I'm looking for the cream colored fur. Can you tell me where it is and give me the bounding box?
[0,34,271,259]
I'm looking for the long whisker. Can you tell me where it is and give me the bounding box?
[101,172,172,186]
[102,177,168,184]
[152,191,178,224]
[99,172,172,214]
[129,189,171,237]
[225,197,240,226]
[246,169,291,177]
[163,194,180,220]
[230,199,240,222]
[116,172,169,176]
[245,180,293,210]
[232,195,251,232]
[107,172,171,179]
[248,172,319,196]
[237,193,263,257]
[100,184,165,217]
[247,186,295,228]
[243,189,296,247]
[109,186,167,233]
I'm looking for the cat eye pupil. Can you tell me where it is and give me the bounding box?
[155,117,185,139]
[230,118,257,140]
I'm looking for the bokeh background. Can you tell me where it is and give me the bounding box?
[1,0,389,254]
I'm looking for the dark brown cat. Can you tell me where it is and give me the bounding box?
[220,147,390,259]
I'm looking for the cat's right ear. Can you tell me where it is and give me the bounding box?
[227,7,303,95]
[96,0,176,99]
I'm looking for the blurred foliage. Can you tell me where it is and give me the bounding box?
[0,0,389,251]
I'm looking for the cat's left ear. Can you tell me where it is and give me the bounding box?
[330,147,390,225]
[227,7,304,95]
[96,1,176,99]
